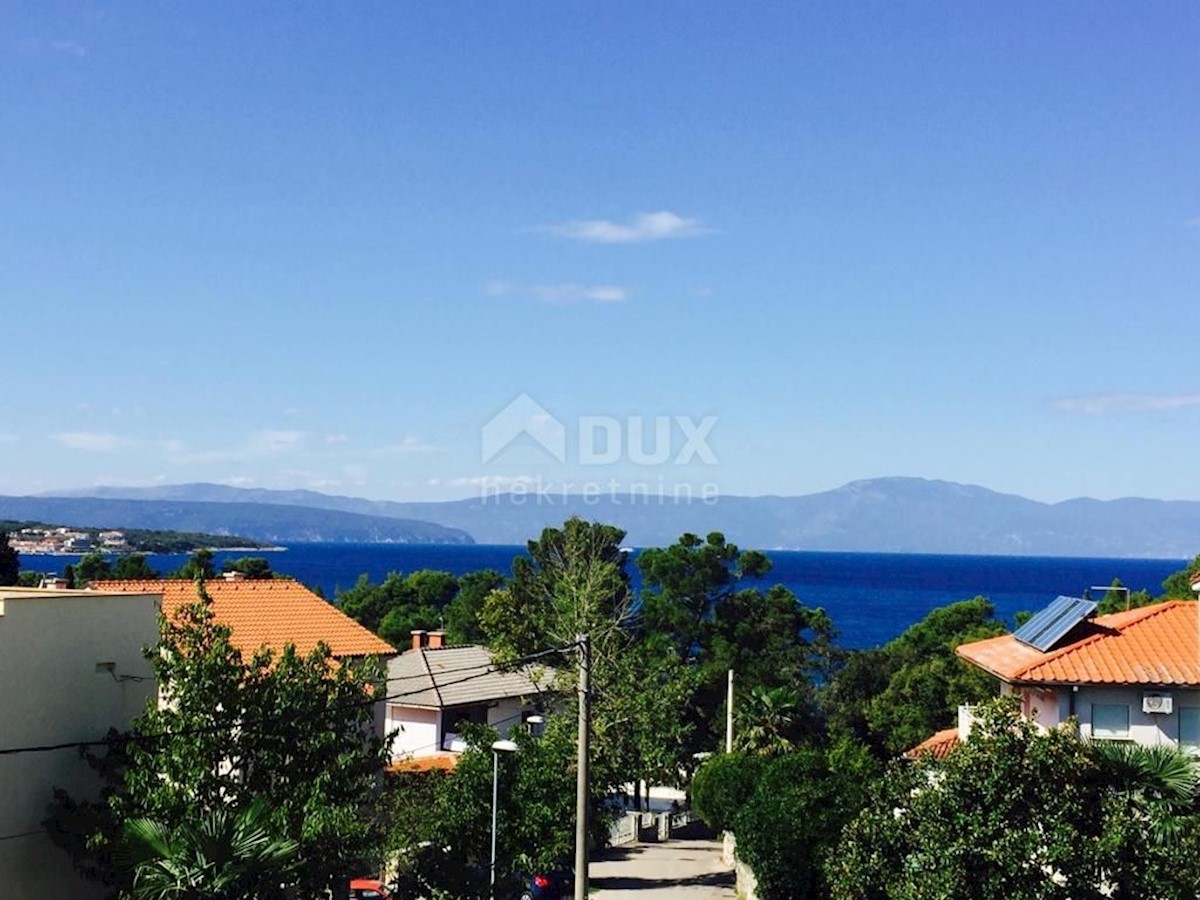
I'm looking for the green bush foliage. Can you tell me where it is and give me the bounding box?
[691,752,763,833]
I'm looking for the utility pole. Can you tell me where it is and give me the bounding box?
[726,668,734,753]
[574,633,591,900]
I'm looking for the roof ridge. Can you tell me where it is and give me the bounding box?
[1008,600,1187,679]
[1095,599,1186,626]
[418,648,443,707]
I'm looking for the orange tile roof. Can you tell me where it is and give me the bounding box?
[903,727,959,760]
[388,753,459,773]
[99,579,396,659]
[957,600,1200,687]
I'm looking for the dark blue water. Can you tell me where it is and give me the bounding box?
[30,545,1185,650]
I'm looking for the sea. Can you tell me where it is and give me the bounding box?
[28,544,1189,649]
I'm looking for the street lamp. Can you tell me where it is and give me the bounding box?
[490,738,519,900]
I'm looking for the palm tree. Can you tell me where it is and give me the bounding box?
[120,798,299,900]
[735,685,802,756]
[1092,741,1199,843]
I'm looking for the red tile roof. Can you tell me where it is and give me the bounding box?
[99,579,396,659]
[957,600,1200,687]
[903,727,960,760]
[388,752,459,773]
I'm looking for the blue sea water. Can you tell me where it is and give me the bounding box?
[32,544,1186,650]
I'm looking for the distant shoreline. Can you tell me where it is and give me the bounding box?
[19,545,287,556]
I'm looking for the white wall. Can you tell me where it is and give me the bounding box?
[0,588,158,900]
[1075,686,1200,748]
[387,704,441,760]
[487,697,526,735]
[1011,685,1066,731]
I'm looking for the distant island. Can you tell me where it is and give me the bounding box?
[15,476,1200,558]
[0,495,474,547]
[1,520,271,555]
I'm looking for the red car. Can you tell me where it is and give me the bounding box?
[349,878,394,900]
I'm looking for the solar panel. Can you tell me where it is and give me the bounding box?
[1012,595,1097,652]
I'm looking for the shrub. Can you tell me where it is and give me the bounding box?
[691,752,762,833]
[732,749,854,900]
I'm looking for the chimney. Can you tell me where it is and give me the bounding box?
[427,631,446,650]
[411,630,427,651]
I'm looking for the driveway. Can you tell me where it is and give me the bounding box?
[589,835,735,900]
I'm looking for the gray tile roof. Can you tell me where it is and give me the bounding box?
[385,645,547,709]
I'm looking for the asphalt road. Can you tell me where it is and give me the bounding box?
[589,836,735,900]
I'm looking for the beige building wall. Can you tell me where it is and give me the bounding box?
[0,588,159,900]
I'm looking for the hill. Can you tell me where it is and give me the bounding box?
[35,478,1200,557]
[0,496,473,545]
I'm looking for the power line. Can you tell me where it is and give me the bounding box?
[0,701,551,844]
[0,829,43,843]
[0,642,576,760]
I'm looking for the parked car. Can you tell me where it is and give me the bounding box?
[350,878,395,900]
[519,868,573,900]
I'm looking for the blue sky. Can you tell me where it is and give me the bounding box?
[3,2,1200,503]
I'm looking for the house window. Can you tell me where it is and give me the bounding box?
[1180,708,1200,752]
[1092,703,1130,739]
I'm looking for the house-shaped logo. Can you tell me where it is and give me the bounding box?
[481,394,567,464]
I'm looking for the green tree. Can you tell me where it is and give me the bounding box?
[824,597,1004,756]
[120,798,299,900]
[392,719,613,899]
[481,518,632,660]
[1093,577,1156,615]
[829,699,1200,900]
[691,751,764,833]
[479,520,700,801]
[1160,554,1200,600]
[444,568,506,645]
[637,532,771,660]
[51,583,390,897]
[639,533,835,754]
[0,531,18,585]
[736,685,802,757]
[727,741,877,900]
[17,570,42,586]
[172,548,216,580]
[220,556,273,579]
[338,570,462,646]
[111,554,160,579]
[75,551,113,586]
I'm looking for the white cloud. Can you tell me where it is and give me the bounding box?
[543,210,709,244]
[52,432,132,452]
[437,474,539,489]
[164,430,308,465]
[1052,393,1200,415]
[217,476,256,487]
[325,433,350,445]
[370,436,438,455]
[485,282,628,304]
[248,430,306,452]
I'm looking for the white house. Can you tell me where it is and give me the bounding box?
[385,630,546,770]
[0,586,159,900]
[908,598,1200,758]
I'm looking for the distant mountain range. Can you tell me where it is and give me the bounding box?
[20,477,1200,558]
[0,495,472,545]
